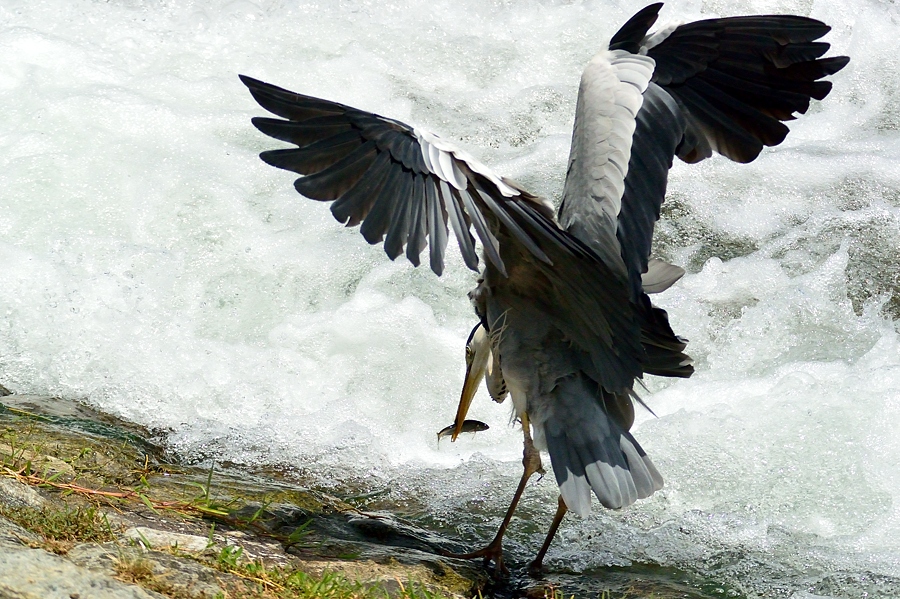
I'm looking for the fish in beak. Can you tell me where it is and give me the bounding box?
[450,323,492,441]
[437,419,489,441]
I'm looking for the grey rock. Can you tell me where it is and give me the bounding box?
[0,478,49,511]
[68,542,234,599]
[0,517,165,599]
[122,527,209,553]
[0,515,41,547]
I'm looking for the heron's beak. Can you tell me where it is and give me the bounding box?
[451,324,491,441]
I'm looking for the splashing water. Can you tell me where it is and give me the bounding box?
[1,0,899,596]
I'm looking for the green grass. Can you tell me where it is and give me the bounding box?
[211,565,454,599]
[0,503,115,553]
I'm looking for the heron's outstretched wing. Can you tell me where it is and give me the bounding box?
[564,3,849,295]
[557,3,847,377]
[619,4,849,290]
[240,75,557,278]
[244,75,646,393]
[645,9,850,164]
[555,27,689,378]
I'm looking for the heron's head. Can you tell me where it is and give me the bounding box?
[450,323,492,441]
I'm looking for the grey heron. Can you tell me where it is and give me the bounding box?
[241,2,848,573]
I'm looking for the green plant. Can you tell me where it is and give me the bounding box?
[217,544,244,569]
[285,517,314,549]
[0,504,116,553]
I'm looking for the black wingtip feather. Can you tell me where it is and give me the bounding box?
[260,149,311,174]
[442,183,479,272]
[405,176,428,267]
[425,179,449,277]
[329,152,392,227]
[609,3,664,53]
[360,166,402,245]
[293,141,377,201]
[383,173,414,260]
[822,55,851,76]
[239,74,261,89]
[648,15,848,165]
[251,117,292,142]
[242,75,348,121]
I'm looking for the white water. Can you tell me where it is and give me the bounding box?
[1,0,898,596]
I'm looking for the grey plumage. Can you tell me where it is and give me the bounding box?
[543,377,663,513]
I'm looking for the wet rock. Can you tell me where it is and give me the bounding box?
[297,557,478,598]
[122,527,209,553]
[0,395,162,488]
[0,513,42,546]
[0,395,490,599]
[522,565,733,599]
[0,516,164,599]
[0,442,75,480]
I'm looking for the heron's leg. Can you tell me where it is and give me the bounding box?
[442,415,543,574]
[528,494,568,575]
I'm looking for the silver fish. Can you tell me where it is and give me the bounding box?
[437,419,489,441]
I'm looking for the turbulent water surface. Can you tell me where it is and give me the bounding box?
[2,0,899,596]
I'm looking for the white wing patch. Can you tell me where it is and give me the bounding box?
[415,129,518,198]
[560,50,655,231]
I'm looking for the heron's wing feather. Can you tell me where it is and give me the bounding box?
[241,75,555,277]
[557,49,655,271]
[641,258,685,294]
[608,2,664,54]
[613,81,683,302]
[613,12,848,293]
[613,81,693,381]
[646,14,850,164]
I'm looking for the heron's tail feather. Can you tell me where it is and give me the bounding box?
[539,375,663,517]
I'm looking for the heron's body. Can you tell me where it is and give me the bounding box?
[242,2,848,571]
[471,240,662,515]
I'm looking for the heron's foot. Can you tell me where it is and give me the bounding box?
[527,555,546,577]
[440,538,508,576]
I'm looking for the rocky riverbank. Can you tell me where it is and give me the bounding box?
[0,393,724,599]
[0,393,495,599]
